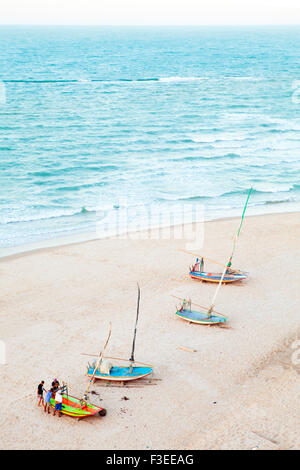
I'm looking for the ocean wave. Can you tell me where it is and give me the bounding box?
[3,76,208,85]
[224,76,266,81]
[1,185,299,226]
[28,165,118,178]
[3,79,88,83]
[248,197,300,207]
[158,185,300,204]
[55,182,107,191]
[159,195,211,203]
[2,78,149,84]
[2,75,268,87]
[0,205,98,225]
[0,199,140,225]
[221,186,298,198]
[158,76,208,83]
[171,152,241,162]
[191,134,249,143]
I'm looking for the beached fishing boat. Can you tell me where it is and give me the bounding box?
[87,363,152,381]
[174,295,227,325]
[50,392,106,418]
[175,298,227,325]
[186,188,252,283]
[189,262,247,283]
[85,285,153,382]
[175,188,253,325]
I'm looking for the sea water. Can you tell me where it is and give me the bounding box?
[0,26,299,249]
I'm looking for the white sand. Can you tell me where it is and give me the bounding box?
[0,212,299,450]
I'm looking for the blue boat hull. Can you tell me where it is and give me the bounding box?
[176,308,227,325]
[87,365,153,381]
[189,270,247,283]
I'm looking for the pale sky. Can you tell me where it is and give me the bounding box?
[0,0,300,25]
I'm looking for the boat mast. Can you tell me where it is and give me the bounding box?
[83,323,112,398]
[207,187,252,317]
[129,283,140,365]
[227,187,253,269]
[207,264,228,317]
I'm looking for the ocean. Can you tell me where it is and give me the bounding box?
[0,26,300,250]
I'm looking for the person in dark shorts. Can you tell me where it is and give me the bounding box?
[37,381,45,407]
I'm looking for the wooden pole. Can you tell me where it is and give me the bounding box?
[208,264,228,317]
[178,249,243,274]
[171,295,226,318]
[178,346,197,353]
[130,283,140,364]
[84,323,112,397]
[178,249,226,267]
[81,354,153,368]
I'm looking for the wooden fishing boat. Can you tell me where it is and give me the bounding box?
[189,264,247,283]
[50,393,106,418]
[184,187,252,284]
[84,285,153,382]
[174,188,253,325]
[86,363,152,381]
[175,298,227,325]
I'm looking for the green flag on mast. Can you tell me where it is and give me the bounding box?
[237,187,253,239]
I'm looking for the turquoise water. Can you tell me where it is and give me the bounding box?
[1,26,300,249]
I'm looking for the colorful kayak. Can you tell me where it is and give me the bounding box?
[50,393,106,419]
[87,364,153,382]
[175,299,227,325]
[189,268,247,283]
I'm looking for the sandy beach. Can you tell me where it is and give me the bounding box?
[0,211,299,450]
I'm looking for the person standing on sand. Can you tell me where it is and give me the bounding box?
[53,388,63,417]
[52,378,60,392]
[37,381,45,407]
[44,387,53,414]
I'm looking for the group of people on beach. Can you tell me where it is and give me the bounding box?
[37,379,63,417]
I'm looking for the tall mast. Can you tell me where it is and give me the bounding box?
[129,283,140,364]
[227,187,253,269]
[207,187,252,316]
